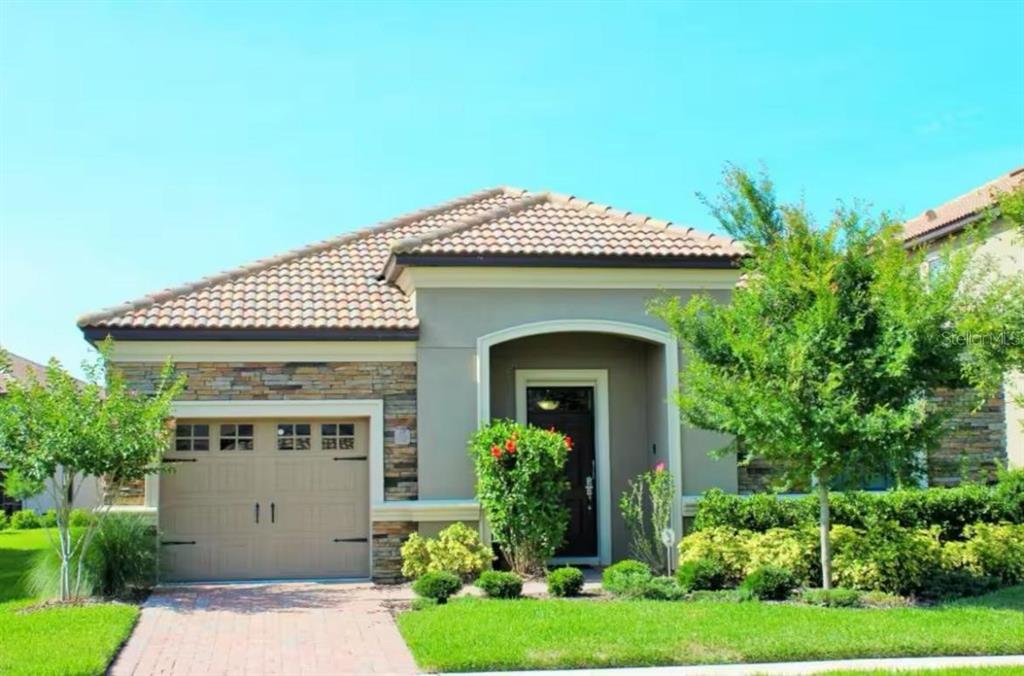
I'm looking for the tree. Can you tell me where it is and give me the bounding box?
[651,166,1024,589]
[0,341,184,601]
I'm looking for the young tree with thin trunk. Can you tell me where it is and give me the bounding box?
[652,167,1024,589]
[0,341,183,601]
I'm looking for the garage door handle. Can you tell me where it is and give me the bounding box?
[255,502,260,524]
[161,540,196,546]
[163,458,197,463]
[271,502,276,524]
[333,456,367,461]
[333,537,368,543]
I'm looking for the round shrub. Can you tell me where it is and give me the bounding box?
[640,576,685,600]
[9,510,41,530]
[942,523,1024,585]
[832,523,943,595]
[745,527,819,584]
[69,509,94,528]
[800,587,861,607]
[602,559,652,597]
[740,565,797,600]
[401,522,492,581]
[39,510,57,528]
[676,558,727,592]
[677,527,750,584]
[547,566,584,597]
[475,570,523,599]
[412,571,462,603]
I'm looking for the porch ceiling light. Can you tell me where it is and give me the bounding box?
[537,398,560,411]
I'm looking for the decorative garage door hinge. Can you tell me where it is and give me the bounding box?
[332,537,368,543]
[161,540,197,546]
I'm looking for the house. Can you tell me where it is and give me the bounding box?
[77,186,744,581]
[0,351,102,514]
[902,167,1024,482]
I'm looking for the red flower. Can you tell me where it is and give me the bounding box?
[490,444,502,459]
[564,435,573,451]
[654,461,666,473]
[505,437,517,453]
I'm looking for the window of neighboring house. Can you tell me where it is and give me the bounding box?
[0,469,22,515]
[321,423,355,450]
[926,254,948,285]
[277,423,311,451]
[175,424,210,451]
[219,424,254,451]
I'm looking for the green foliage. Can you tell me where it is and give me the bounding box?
[800,587,861,607]
[39,510,57,528]
[475,570,523,599]
[69,509,94,528]
[0,513,7,531]
[746,527,819,584]
[619,464,674,574]
[412,571,462,603]
[546,566,584,597]
[740,565,797,600]
[676,558,728,592]
[92,514,156,598]
[468,420,570,576]
[400,522,492,580]
[651,166,1024,587]
[410,596,438,611]
[916,570,1001,601]
[942,523,1024,584]
[601,559,652,597]
[9,510,40,530]
[694,474,1024,541]
[676,527,749,584]
[858,590,912,608]
[0,340,184,600]
[639,576,686,600]
[832,523,944,595]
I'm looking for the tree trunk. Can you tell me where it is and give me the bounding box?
[817,479,832,590]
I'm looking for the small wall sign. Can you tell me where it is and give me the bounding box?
[393,427,411,445]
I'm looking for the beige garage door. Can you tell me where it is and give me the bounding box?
[160,418,370,581]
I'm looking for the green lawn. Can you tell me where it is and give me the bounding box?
[398,589,1024,673]
[0,529,139,676]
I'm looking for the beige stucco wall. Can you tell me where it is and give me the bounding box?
[922,218,1024,468]
[414,285,738,505]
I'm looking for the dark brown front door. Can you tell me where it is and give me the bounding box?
[526,386,597,558]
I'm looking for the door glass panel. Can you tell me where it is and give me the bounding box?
[174,423,210,451]
[219,423,254,451]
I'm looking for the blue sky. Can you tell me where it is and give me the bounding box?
[1,1,1022,376]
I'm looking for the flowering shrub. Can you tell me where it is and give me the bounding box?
[469,420,570,576]
[619,463,675,574]
[400,522,492,580]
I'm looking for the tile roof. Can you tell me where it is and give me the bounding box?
[78,186,740,335]
[903,166,1024,243]
[0,351,88,394]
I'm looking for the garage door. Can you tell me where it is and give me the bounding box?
[160,418,370,581]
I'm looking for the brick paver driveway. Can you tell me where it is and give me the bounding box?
[110,581,418,676]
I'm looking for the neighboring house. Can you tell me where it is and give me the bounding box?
[77,186,744,581]
[902,166,1024,481]
[0,351,102,514]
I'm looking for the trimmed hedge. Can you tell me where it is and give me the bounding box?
[412,571,462,603]
[693,469,1024,541]
[475,570,523,599]
[547,566,585,597]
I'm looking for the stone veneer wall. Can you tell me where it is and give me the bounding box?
[737,388,1008,492]
[116,360,418,581]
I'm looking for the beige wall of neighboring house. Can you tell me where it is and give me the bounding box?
[921,217,1024,469]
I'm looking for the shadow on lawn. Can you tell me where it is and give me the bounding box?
[946,586,1024,612]
[0,536,42,603]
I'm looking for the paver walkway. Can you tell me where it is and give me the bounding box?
[110,581,418,676]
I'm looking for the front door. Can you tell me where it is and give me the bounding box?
[526,386,597,558]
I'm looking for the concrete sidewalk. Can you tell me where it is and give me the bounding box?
[461,654,1024,675]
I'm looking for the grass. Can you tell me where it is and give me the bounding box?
[398,588,1024,673]
[0,529,139,676]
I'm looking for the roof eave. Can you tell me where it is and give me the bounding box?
[903,211,986,249]
[391,252,742,269]
[79,326,420,343]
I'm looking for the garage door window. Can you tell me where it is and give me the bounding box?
[219,424,254,451]
[175,424,210,451]
[321,423,355,450]
[277,423,311,450]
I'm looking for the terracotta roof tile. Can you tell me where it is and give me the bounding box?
[903,166,1024,243]
[79,187,740,333]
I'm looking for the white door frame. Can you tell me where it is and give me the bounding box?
[514,369,611,566]
[477,319,683,547]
